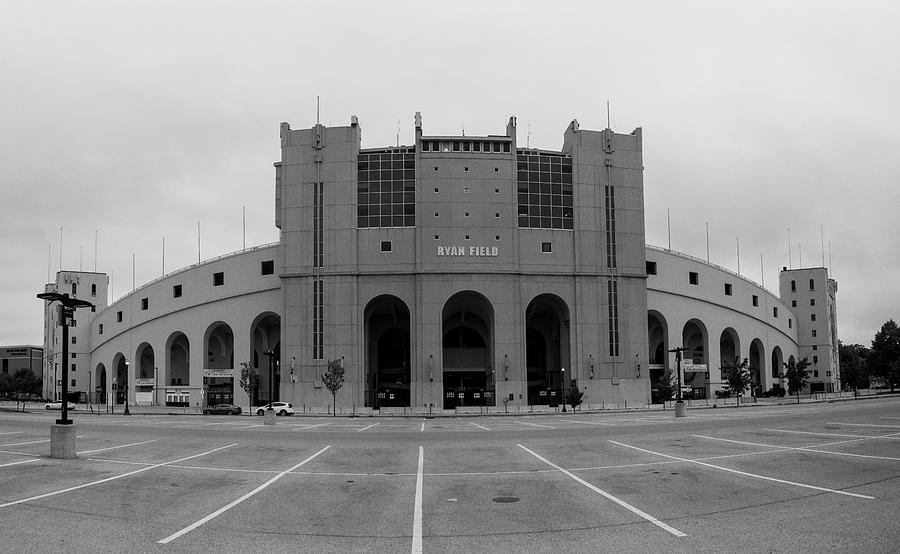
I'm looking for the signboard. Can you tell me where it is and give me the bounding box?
[203,369,234,378]
[437,246,499,257]
[134,378,154,386]
[682,361,708,372]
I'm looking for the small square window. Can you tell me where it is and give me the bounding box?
[213,272,224,286]
[811,314,816,321]
[381,241,392,252]
[465,235,470,241]
[773,307,779,318]
[812,329,817,337]
[812,345,817,350]
[141,298,149,310]
[541,242,552,253]
[173,284,183,298]
[464,167,469,171]
[494,187,500,193]
[689,272,699,285]
[261,260,274,275]
[724,283,733,296]
[71,365,75,372]
[495,213,500,218]
[646,261,657,275]
[72,353,77,359]
[116,311,123,323]
[494,168,499,173]
[434,212,439,217]
[434,167,438,171]
[434,235,440,240]
[810,299,815,306]
[434,188,439,193]
[495,235,500,241]
[792,300,797,307]
[826,371,831,377]
[752,295,759,307]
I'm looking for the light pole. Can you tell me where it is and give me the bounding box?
[561,367,567,412]
[123,360,131,415]
[263,350,277,425]
[668,346,687,417]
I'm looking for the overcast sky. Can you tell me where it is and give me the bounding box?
[2,1,897,348]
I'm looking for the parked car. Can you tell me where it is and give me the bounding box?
[203,404,242,415]
[45,401,76,411]
[253,402,295,416]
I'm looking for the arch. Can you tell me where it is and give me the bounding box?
[250,312,280,405]
[682,319,709,399]
[112,352,128,404]
[136,342,155,379]
[95,363,107,404]
[525,294,571,406]
[165,332,190,387]
[719,328,740,365]
[364,295,411,408]
[648,311,669,404]
[749,338,765,397]
[442,291,495,408]
[204,322,234,369]
[771,346,784,379]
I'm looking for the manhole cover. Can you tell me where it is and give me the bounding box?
[492,496,520,503]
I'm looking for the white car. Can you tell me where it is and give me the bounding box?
[254,402,295,416]
[45,401,76,411]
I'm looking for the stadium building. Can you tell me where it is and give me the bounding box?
[40,114,840,411]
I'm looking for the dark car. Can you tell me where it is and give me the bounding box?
[203,404,242,415]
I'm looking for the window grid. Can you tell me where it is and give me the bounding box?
[604,185,617,269]
[607,279,620,357]
[313,182,324,267]
[357,149,416,228]
[516,151,573,229]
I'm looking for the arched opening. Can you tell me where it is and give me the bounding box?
[95,363,106,404]
[203,322,235,406]
[771,346,785,393]
[648,311,669,404]
[250,313,280,406]
[165,332,190,407]
[442,291,495,408]
[135,342,156,406]
[113,352,128,404]
[364,296,411,409]
[524,294,571,406]
[682,319,709,399]
[749,339,765,397]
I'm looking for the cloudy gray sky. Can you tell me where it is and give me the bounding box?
[2,1,897,348]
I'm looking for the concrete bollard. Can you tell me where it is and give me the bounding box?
[674,401,687,417]
[50,424,77,458]
[263,410,276,425]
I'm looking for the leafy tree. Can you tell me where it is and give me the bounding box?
[870,320,900,392]
[838,341,870,391]
[239,362,259,415]
[565,384,584,412]
[655,367,677,404]
[0,372,11,398]
[322,358,345,416]
[783,357,811,404]
[721,357,752,406]
[9,369,41,398]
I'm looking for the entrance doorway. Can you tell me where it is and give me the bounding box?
[442,292,494,408]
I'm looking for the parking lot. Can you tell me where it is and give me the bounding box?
[1,398,898,553]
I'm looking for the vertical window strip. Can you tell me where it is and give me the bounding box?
[317,279,324,359]
[313,182,324,268]
[607,279,620,357]
[604,185,617,269]
[313,279,324,360]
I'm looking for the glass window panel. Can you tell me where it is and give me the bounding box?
[404,169,415,179]
[518,216,529,227]
[564,219,574,230]
[358,216,367,227]
[563,195,573,207]
[540,171,551,182]
[369,204,380,216]
[473,142,481,152]
[518,205,529,216]
[517,160,528,171]
[404,203,415,215]
[420,142,429,152]
[493,143,501,152]
[530,216,541,227]
[539,159,550,171]
[529,193,540,204]
[562,184,573,195]
[551,206,562,217]
[404,157,415,169]
[391,169,403,180]
[453,142,460,151]
[381,215,392,227]
[392,159,403,169]
[540,206,551,217]
[403,181,415,192]
[379,169,391,180]
[540,183,551,194]
[529,183,540,194]
[551,184,561,195]
[393,192,403,202]
[528,159,540,171]
[404,215,415,226]
[518,193,528,204]
[392,215,404,226]
[517,170,528,181]
[551,172,561,184]
[503,143,510,152]
[463,142,470,151]
[540,218,551,228]
[392,182,403,193]
[552,217,562,228]
[358,204,369,216]
[403,192,415,203]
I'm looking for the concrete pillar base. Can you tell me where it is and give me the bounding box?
[263,410,276,425]
[50,424,77,458]
[674,402,687,417]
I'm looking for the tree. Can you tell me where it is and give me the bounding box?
[870,320,900,392]
[721,357,752,406]
[322,358,345,416]
[10,369,41,398]
[239,362,259,415]
[783,357,811,404]
[838,341,870,392]
[655,367,677,405]
[565,384,584,412]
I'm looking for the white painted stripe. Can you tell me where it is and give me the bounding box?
[763,428,900,440]
[0,432,24,436]
[0,443,238,509]
[293,423,331,431]
[692,434,900,461]
[0,459,39,469]
[518,444,686,537]
[826,422,900,428]
[561,419,616,426]
[358,423,379,432]
[420,422,425,432]
[411,445,424,554]
[77,439,158,455]
[610,440,874,500]
[692,435,792,450]
[516,421,554,429]
[469,422,490,431]
[158,445,331,544]
[0,439,49,448]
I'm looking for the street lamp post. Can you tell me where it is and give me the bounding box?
[263,349,277,425]
[123,360,131,415]
[561,367,567,412]
[668,346,687,417]
[36,291,94,458]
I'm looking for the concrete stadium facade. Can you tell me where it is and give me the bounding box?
[40,114,840,411]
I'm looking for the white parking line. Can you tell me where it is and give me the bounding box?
[77,440,158,455]
[697,434,900,463]
[420,422,425,432]
[0,432,24,436]
[158,445,331,544]
[826,422,900,428]
[763,428,900,440]
[0,439,49,448]
[358,423,380,432]
[0,459,39,469]
[516,421,554,429]
[561,419,616,427]
[610,440,874,500]
[292,423,332,431]
[0,443,238,509]
[469,422,490,431]
[412,446,424,554]
[518,444,686,537]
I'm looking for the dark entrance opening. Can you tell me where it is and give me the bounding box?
[442,292,495,409]
[365,296,411,409]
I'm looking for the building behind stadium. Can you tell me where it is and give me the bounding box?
[40,114,841,411]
